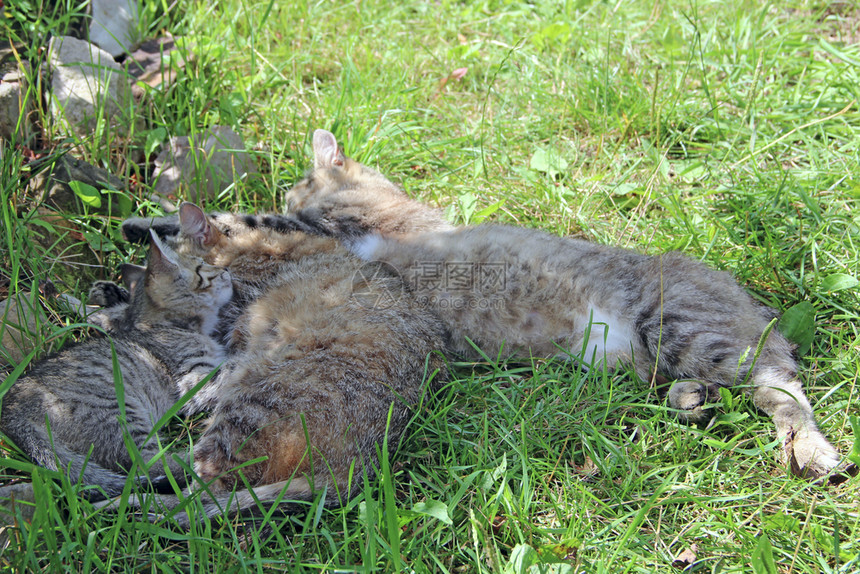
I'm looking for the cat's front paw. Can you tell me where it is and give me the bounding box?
[121,215,180,243]
[784,427,842,480]
[88,281,130,307]
[667,380,712,423]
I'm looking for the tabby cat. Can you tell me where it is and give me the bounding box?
[275,129,842,480]
[114,202,447,526]
[0,232,232,502]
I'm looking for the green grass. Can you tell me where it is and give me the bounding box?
[2,0,860,571]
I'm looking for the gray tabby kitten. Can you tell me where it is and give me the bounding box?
[277,129,842,480]
[111,203,447,526]
[0,232,232,501]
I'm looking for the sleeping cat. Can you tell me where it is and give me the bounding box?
[274,129,842,480]
[113,202,448,526]
[283,129,453,238]
[0,231,232,503]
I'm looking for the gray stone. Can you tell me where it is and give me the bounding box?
[0,295,48,366]
[152,126,254,206]
[0,79,31,143]
[48,36,133,138]
[89,0,140,58]
[0,46,34,143]
[0,482,37,551]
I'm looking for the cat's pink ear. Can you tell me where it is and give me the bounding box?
[179,202,221,246]
[313,129,345,169]
[120,264,146,292]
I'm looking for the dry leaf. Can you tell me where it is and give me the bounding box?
[672,544,698,569]
[571,455,599,481]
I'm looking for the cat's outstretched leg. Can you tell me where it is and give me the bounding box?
[666,372,841,479]
[751,365,841,479]
[665,362,841,478]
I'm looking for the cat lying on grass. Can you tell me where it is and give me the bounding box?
[106,128,847,527]
[274,128,844,481]
[111,202,448,526]
[0,232,231,521]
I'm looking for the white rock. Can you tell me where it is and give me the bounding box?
[48,36,133,138]
[152,126,254,205]
[89,0,140,57]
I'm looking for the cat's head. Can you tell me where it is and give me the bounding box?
[166,202,340,291]
[283,129,452,237]
[281,130,421,235]
[285,129,406,212]
[123,231,233,334]
[170,202,260,265]
[141,202,250,262]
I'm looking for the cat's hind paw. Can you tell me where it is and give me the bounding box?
[784,427,844,481]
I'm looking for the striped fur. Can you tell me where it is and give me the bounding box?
[0,233,232,501]
[273,129,842,480]
[111,203,448,525]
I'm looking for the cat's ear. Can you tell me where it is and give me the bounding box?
[313,129,345,169]
[179,202,222,246]
[147,230,181,272]
[120,264,146,293]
